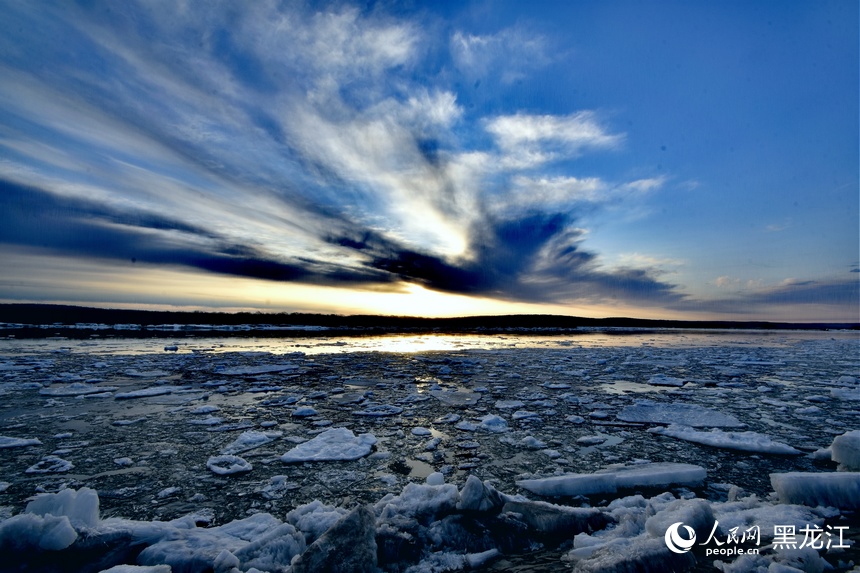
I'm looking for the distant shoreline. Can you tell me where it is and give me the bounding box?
[0,303,856,339]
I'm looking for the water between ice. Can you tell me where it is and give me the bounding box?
[0,329,857,571]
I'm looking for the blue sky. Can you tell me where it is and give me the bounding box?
[0,0,857,320]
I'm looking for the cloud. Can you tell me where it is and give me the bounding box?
[0,179,392,287]
[689,276,859,319]
[485,112,624,169]
[0,2,689,311]
[747,279,859,308]
[501,175,666,214]
[450,28,552,85]
[715,276,740,289]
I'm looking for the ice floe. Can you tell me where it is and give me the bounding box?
[281,427,377,462]
[0,436,42,448]
[221,430,283,455]
[649,425,802,455]
[517,463,707,497]
[206,455,253,475]
[25,455,74,474]
[616,399,744,427]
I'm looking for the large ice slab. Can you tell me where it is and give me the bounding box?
[516,463,706,497]
[650,425,802,455]
[617,400,743,427]
[281,427,377,462]
[770,472,860,509]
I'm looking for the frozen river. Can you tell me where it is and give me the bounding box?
[0,329,858,572]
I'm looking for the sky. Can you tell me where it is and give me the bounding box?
[0,0,857,321]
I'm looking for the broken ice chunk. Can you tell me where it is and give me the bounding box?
[25,455,73,474]
[352,404,403,417]
[770,472,860,509]
[280,428,377,462]
[430,391,481,407]
[830,430,860,471]
[477,414,508,433]
[221,430,283,455]
[495,400,525,410]
[206,455,252,475]
[291,406,318,418]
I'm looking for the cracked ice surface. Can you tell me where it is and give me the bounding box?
[0,329,858,571]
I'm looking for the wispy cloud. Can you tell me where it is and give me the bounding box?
[450,28,552,85]
[485,112,624,169]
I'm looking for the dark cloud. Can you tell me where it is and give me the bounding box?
[326,209,685,305]
[0,179,392,286]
